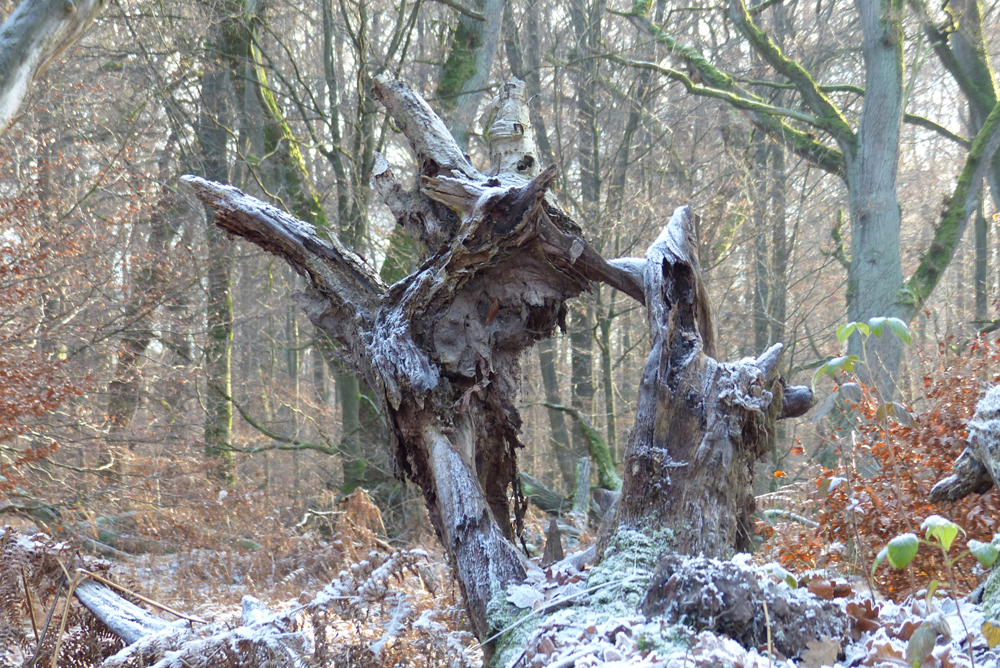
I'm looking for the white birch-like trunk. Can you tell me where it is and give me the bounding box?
[0,0,107,136]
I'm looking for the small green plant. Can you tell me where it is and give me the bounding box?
[875,515,998,668]
[811,316,911,390]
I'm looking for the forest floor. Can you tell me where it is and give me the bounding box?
[4,487,1000,667]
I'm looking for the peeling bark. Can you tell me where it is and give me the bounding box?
[597,207,805,560]
[185,75,635,647]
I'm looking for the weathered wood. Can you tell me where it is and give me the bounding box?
[186,75,814,657]
[0,0,108,136]
[570,457,591,516]
[541,518,564,567]
[186,76,637,649]
[931,385,1000,503]
[641,554,848,658]
[598,206,802,560]
[520,472,566,514]
[73,579,172,645]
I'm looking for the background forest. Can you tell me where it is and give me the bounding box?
[2,0,1000,662]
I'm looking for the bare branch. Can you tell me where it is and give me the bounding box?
[904,113,972,148]
[618,16,847,179]
[428,0,485,21]
[725,0,855,146]
[905,99,1000,313]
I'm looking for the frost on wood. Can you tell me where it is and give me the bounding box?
[641,554,848,659]
[94,548,469,668]
[73,579,172,645]
[931,384,1000,502]
[188,74,813,655]
[187,75,637,647]
[0,527,131,666]
[598,206,812,561]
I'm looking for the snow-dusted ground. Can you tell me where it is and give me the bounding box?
[493,548,1000,668]
[5,525,999,667]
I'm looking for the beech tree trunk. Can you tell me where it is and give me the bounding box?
[184,75,812,658]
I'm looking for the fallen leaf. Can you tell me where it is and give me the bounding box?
[983,620,1000,649]
[847,600,882,638]
[808,576,835,600]
[906,624,939,668]
[537,635,556,656]
[832,581,853,598]
[507,584,544,609]
[801,636,841,667]
[893,619,921,641]
[863,640,905,666]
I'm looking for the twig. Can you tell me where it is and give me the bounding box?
[50,570,85,668]
[548,646,600,668]
[472,574,642,649]
[25,574,65,668]
[762,595,773,668]
[22,567,38,642]
[428,0,485,20]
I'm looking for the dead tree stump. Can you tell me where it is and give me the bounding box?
[185,74,814,658]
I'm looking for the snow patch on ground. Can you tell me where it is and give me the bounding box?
[493,542,1000,668]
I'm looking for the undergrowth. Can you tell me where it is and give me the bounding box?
[1,489,480,668]
[762,334,1000,598]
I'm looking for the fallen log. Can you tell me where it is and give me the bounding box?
[72,579,173,645]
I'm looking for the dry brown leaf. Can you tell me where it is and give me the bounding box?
[893,619,921,641]
[807,576,835,600]
[801,636,841,667]
[863,640,906,666]
[847,600,882,638]
[832,581,853,598]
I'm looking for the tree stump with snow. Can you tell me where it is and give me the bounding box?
[184,75,814,659]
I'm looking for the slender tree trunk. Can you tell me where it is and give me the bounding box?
[321,0,349,225]
[845,0,906,395]
[752,132,770,354]
[768,4,790,351]
[338,373,364,492]
[198,63,236,482]
[538,337,575,491]
[598,299,617,458]
[436,0,507,149]
[569,305,595,466]
[769,138,788,348]
[975,200,989,322]
[285,302,301,491]
[106,138,179,473]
